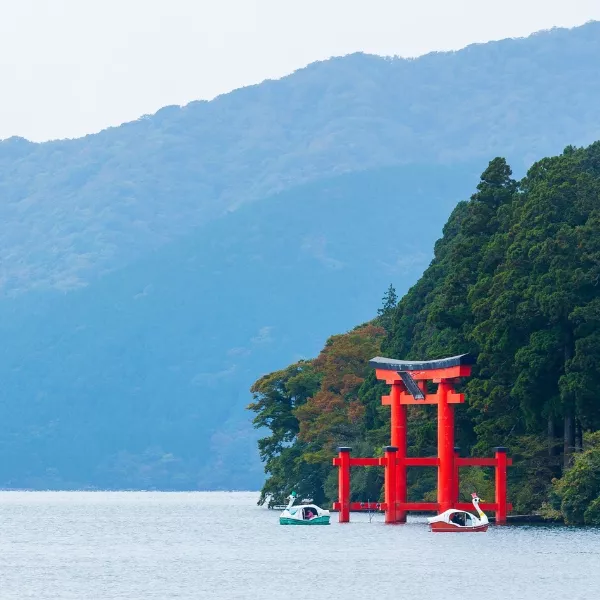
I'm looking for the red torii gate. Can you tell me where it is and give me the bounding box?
[332,354,512,524]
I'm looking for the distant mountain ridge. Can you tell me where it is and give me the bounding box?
[1,22,599,295]
[0,22,600,489]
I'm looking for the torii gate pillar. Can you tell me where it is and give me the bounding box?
[437,379,455,513]
[389,382,407,522]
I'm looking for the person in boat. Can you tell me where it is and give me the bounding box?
[305,508,315,519]
[450,512,465,526]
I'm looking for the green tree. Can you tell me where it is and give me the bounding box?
[247,361,322,506]
[377,284,398,332]
[548,432,600,525]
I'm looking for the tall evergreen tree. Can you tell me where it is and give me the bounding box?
[377,284,398,332]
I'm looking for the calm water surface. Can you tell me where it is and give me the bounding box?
[0,492,598,599]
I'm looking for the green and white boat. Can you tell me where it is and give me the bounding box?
[279,492,330,525]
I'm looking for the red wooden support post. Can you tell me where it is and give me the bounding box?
[437,380,455,513]
[383,446,398,524]
[390,383,407,522]
[495,446,508,524]
[453,446,460,504]
[337,447,351,523]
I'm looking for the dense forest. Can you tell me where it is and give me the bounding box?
[249,141,600,525]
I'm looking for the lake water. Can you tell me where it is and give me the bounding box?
[0,491,598,599]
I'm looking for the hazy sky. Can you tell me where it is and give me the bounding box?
[1,0,599,142]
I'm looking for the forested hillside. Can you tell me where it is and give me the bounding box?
[249,142,600,524]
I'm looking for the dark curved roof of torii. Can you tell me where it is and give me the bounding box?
[369,354,475,371]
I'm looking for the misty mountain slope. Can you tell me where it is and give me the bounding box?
[0,22,599,294]
[0,162,478,489]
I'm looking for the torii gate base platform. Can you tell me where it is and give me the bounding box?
[332,354,512,524]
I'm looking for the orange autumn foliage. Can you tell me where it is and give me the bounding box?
[296,324,385,459]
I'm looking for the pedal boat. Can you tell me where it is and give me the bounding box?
[279,492,330,525]
[428,493,489,532]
